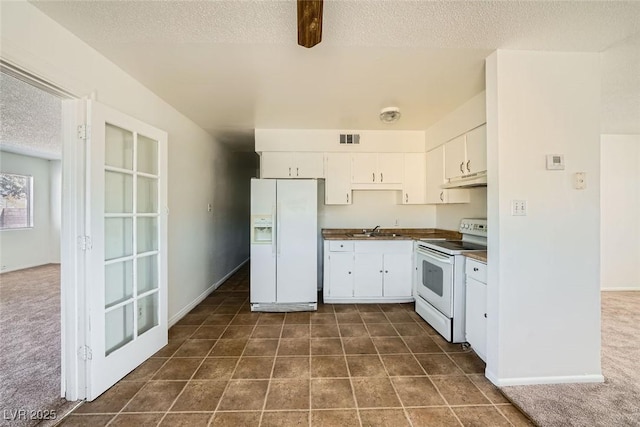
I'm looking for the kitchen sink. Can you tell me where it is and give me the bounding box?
[347,232,403,238]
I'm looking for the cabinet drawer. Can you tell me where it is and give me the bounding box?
[465,259,487,283]
[329,241,354,252]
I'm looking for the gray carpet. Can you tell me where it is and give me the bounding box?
[501,291,640,426]
[0,264,77,427]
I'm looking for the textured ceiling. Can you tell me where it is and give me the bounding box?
[0,72,62,159]
[26,1,640,149]
[601,32,640,135]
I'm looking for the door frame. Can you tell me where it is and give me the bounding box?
[60,98,89,401]
[1,59,88,401]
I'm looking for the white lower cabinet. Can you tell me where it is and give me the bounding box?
[323,240,413,303]
[327,252,354,298]
[383,253,413,297]
[354,254,383,297]
[465,259,487,362]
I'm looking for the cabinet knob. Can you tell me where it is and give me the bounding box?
[385,270,388,273]
[340,244,344,247]
[296,167,299,176]
[440,191,444,202]
[466,160,471,173]
[405,193,408,203]
[473,267,479,272]
[348,271,351,274]
[289,167,292,177]
[484,313,487,318]
[379,270,383,273]
[346,193,349,203]
[380,173,384,182]
[372,172,375,182]
[460,162,464,173]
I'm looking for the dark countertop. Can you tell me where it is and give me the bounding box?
[322,228,462,241]
[465,251,488,263]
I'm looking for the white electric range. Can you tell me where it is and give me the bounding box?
[414,219,487,343]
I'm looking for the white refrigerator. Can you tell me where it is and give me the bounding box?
[250,178,318,311]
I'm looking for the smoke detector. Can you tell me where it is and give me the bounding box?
[379,107,401,123]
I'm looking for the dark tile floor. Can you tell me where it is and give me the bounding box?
[61,264,534,426]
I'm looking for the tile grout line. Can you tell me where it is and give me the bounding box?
[158,301,243,427]
[102,350,177,426]
[381,309,420,427]
[385,310,465,427]
[257,315,284,426]
[208,294,258,426]
[337,304,363,427]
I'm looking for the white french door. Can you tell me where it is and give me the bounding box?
[86,100,168,400]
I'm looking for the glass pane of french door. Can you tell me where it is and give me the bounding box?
[104,124,160,356]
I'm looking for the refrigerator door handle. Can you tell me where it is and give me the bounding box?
[271,204,277,255]
[276,202,281,255]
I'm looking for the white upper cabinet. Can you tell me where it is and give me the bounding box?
[401,153,426,204]
[261,152,324,179]
[465,124,487,175]
[426,146,470,204]
[444,124,487,180]
[325,153,352,205]
[444,135,467,180]
[351,153,403,186]
[351,153,378,183]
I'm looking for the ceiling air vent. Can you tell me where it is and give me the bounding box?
[339,133,360,145]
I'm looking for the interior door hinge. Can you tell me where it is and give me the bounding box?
[78,345,93,361]
[77,124,88,140]
[77,236,93,251]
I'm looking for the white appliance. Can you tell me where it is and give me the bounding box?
[414,218,487,342]
[250,178,318,311]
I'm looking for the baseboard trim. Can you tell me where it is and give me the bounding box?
[0,262,61,274]
[168,258,248,327]
[487,371,604,387]
[601,287,640,291]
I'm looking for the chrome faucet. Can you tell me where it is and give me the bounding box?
[371,225,381,233]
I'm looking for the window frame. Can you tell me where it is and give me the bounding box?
[0,172,34,230]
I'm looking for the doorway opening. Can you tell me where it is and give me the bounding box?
[0,62,79,424]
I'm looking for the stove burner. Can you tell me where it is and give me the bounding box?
[420,240,486,252]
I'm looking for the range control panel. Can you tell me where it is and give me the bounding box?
[459,218,487,237]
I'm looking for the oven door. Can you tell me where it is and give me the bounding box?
[415,246,454,317]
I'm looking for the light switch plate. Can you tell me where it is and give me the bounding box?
[511,200,527,216]
[574,172,586,189]
[546,154,565,170]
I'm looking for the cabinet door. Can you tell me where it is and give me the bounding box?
[328,253,354,298]
[351,153,378,183]
[261,152,293,178]
[325,153,352,205]
[425,146,445,204]
[354,253,383,297]
[402,153,426,204]
[377,153,404,184]
[465,124,487,175]
[294,152,324,178]
[444,135,466,180]
[465,277,487,362]
[382,253,413,297]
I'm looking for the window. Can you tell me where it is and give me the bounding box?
[0,172,33,230]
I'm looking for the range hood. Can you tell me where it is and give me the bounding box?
[441,172,487,189]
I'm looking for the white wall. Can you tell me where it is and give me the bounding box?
[425,91,486,151]
[486,50,602,385]
[424,91,488,230]
[436,187,487,231]
[49,159,61,263]
[319,186,437,230]
[600,134,640,290]
[0,2,254,322]
[0,151,60,271]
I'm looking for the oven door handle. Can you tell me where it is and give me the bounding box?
[416,247,454,264]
